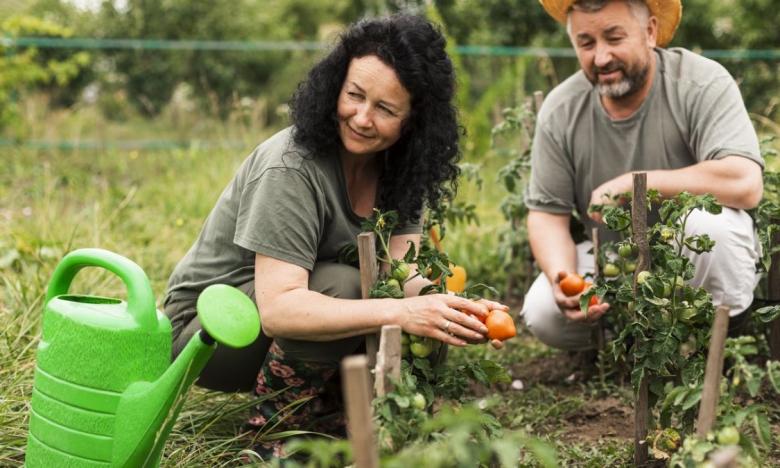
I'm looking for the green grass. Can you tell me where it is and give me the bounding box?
[3,111,780,466]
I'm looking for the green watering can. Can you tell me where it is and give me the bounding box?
[26,248,261,467]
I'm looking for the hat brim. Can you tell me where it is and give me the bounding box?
[540,0,682,47]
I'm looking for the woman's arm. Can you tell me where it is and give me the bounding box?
[255,253,491,346]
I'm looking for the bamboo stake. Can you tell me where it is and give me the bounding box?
[696,305,731,438]
[342,355,379,468]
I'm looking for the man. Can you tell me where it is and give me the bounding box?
[522,0,764,352]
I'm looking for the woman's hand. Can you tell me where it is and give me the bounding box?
[398,294,512,348]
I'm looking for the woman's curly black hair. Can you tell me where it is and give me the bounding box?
[288,13,463,224]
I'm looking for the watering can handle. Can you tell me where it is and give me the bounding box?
[45,248,157,330]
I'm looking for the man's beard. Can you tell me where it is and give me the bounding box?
[589,59,650,99]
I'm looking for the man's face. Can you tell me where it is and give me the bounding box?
[568,1,657,99]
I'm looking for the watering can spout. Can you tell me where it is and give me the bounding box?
[111,330,216,467]
[112,284,260,467]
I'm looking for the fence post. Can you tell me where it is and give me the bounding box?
[632,173,650,467]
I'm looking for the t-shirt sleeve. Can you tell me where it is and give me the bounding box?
[689,77,763,168]
[524,118,577,214]
[234,167,321,270]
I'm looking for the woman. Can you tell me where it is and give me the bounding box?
[164,13,507,459]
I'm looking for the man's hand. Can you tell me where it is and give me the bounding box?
[588,173,633,224]
[553,271,609,323]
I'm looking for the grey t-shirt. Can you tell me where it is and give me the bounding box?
[167,127,423,301]
[526,47,763,241]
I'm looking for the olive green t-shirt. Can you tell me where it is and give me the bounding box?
[525,47,763,241]
[167,127,422,301]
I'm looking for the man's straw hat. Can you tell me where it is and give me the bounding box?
[540,0,682,47]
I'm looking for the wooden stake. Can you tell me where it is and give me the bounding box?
[375,325,402,397]
[696,305,731,438]
[592,227,606,385]
[342,355,379,468]
[769,218,780,362]
[358,232,380,369]
[632,173,650,467]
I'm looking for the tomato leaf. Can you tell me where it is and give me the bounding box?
[755,305,780,323]
[754,413,772,448]
[681,388,702,410]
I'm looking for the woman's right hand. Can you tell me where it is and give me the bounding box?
[397,294,493,346]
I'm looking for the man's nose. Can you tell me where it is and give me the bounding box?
[594,43,613,68]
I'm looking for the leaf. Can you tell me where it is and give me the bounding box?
[755,305,780,323]
[403,240,417,263]
[477,360,511,384]
[682,388,702,410]
[467,363,491,388]
[767,361,780,393]
[754,413,772,448]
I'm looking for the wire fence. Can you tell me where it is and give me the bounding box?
[3,38,780,150]
[4,37,780,59]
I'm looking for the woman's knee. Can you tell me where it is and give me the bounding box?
[309,262,361,299]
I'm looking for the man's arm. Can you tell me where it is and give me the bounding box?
[528,210,577,283]
[527,210,609,322]
[588,155,763,223]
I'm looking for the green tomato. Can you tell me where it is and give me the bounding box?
[401,333,410,345]
[603,263,620,277]
[410,340,433,358]
[409,334,423,343]
[637,270,651,284]
[717,426,740,445]
[662,282,672,298]
[386,278,401,290]
[431,339,442,350]
[624,261,637,274]
[411,392,426,410]
[618,244,633,258]
[661,227,676,242]
[391,262,411,282]
[676,307,698,323]
[401,344,410,358]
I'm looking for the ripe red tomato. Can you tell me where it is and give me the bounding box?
[560,272,585,296]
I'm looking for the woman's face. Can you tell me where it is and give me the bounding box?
[336,55,412,158]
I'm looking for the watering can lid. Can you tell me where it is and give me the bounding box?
[197,284,260,348]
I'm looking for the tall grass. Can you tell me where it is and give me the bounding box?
[0,141,271,466]
[0,127,518,466]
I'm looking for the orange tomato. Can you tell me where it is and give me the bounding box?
[447,265,467,293]
[430,263,467,293]
[485,310,516,341]
[560,272,585,296]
